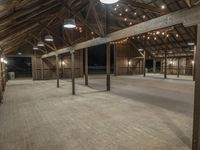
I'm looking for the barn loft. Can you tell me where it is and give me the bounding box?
[0,0,200,150]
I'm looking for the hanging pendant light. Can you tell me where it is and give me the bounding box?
[0,57,7,64]
[0,57,4,62]
[45,35,54,42]
[64,19,76,28]
[33,46,39,50]
[37,41,45,47]
[3,59,7,64]
[100,0,119,4]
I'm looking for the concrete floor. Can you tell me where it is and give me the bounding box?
[0,75,194,150]
[145,73,193,81]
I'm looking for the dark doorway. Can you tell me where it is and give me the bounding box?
[7,57,32,79]
[146,59,153,72]
[88,44,114,74]
[146,59,161,73]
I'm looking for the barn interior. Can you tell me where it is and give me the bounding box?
[0,0,200,150]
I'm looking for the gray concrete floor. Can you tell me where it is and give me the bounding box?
[145,73,193,81]
[0,75,194,150]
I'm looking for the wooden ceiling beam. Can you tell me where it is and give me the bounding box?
[42,5,200,58]
[121,0,162,14]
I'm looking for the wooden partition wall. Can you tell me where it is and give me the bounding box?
[114,44,144,75]
[160,57,194,76]
[32,50,83,80]
[0,62,7,102]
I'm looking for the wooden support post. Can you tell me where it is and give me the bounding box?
[153,59,156,73]
[177,58,180,78]
[56,55,59,88]
[1,63,5,92]
[60,57,63,78]
[139,60,141,74]
[41,58,44,80]
[164,49,167,79]
[192,24,200,150]
[85,48,88,86]
[114,44,117,76]
[106,43,111,91]
[193,46,197,81]
[0,61,3,103]
[143,50,146,77]
[71,51,75,95]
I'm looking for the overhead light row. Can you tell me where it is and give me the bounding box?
[33,18,77,50]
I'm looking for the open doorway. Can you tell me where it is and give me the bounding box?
[7,57,32,79]
[88,44,114,74]
[146,59,161,73]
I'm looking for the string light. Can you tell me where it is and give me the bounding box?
[111,38,128,45]
[119,13,122,16]
[156,31,160,35]
[192,60,195,65]
[161,5,166,9]
[176,34,179,37]
[125,8,129,12]
[129,22,133,25]
[134,12,137,16]
[143,15,146,19]
[124,18,127,21]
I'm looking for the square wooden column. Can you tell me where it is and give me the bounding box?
[71,51,75,95]
[143,50,146,77]
[192,24,200,150]
[193,46,197,81]
[113,44,117,76]
[41,58,44,80]
[85,48,88,86]
[153,59,156,73]
[106,43,111,91]
[164,49,167,79]
[0,61,3,103]
[56,55,59,88]
[177,58,180,78]
[1,62,5,92]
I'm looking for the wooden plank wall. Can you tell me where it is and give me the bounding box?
[32,50,83,80]
[115,44,144,75]
[161,57,193,75]
[61,50,83,79]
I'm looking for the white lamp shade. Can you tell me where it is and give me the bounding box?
[0,58,7,64]
[45,35,54,42]
[33,46,39,50]
[138,48,143,52]
[0,58,4,62]
[3,60,7,64]
[187,42,195,46]
[64,19,76,28]
[37,41,45,47]
[100,0,119,4]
